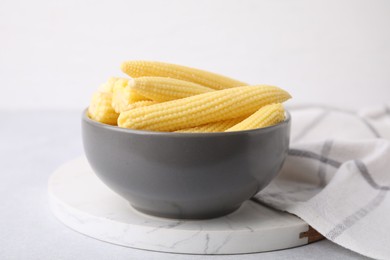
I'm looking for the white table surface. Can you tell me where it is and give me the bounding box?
[0,110,371,260]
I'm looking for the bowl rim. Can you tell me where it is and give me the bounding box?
[82,108,291,137]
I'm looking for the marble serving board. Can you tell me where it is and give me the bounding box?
[48,157,323,254]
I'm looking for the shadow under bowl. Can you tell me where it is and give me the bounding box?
[82,110,291,219]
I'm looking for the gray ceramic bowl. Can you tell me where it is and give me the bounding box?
[82,109,291,219]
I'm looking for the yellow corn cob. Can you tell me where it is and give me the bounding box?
[111,78,149,113]
[226,103,285,132]
[123,100,157,111]
[118,85,291,131]
[111,78,130,113]
[131,77,213,102]
[121,60,246,90]
[88,92,119,125]
[129,89,147,103]
[175,117,246,133]
[98,77,119,93]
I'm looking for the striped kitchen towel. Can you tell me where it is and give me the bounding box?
[254,104,390,260]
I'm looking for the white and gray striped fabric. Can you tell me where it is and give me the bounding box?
[254,104,390,260]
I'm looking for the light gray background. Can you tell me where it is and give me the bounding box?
[1,0,390,110]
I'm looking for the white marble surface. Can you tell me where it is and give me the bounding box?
[49,158,310,254]
[0,110,371,259]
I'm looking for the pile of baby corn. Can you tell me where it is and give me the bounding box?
[88,61,291,132]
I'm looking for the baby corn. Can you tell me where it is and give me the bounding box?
[97,77,118,93]
[111,78,130,113]
[121,60,246,90]
[118,85,291,131]
[123,100,157,111]
[129,89,147,103]
[88,92,119,125]
[111,78,149,113]
[175,117,245,133]
[226,103,285,132]
[131,77,213,102]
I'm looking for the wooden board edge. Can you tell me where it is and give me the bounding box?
[299,226,325,243]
